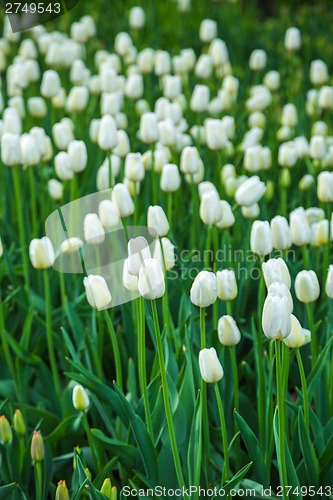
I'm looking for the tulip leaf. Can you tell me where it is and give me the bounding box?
[187,391,202,486]
[318,434,333,482]
[221,461,253,493]
[297,407,319,487]
[91,429,137,470]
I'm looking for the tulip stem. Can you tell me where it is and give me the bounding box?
[151,145,157,205]
[306,302,317,368]
[43,270,62,400]
[275,340,288,499]
[200,306,210,484]
[34,462,43,500]
[296,349,309,430]
[12,165,30,290]
[167,193,173,229]
[0,288,18,393]
[108,150,113,189]
[214,383,230,484]
[230,346,240,469]
[104,310,123,391]
[82,411,100,472]
[151,299,187,494]
[257,261,266,453]
[28,168,38,236]
[137,297,154,439]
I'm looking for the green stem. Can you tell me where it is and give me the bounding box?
[230,346,240,469]
[137,297,154,439]
[200,306,210,485]
[43,271,61,399]
[104,310,123,391]
[28,167,38,236]
[108,150,113,189]
[205,225,212,269]
[12,166,30,290]
[257,260,266,453]
[0,288,16,386]
[306,302,317,368]
[275,341,288,499]
[151,300,186,494]
[167,193,173,229]
[296,349,309,431]
[151,145,157,204]
[214,383,230,484]
[34,461,43,500]
[82,411,100,472]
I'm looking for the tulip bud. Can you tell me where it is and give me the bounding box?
[312,121,327,136]
[290,207,311,246]
[180,146,201,175]
[218,315,241,346]
[284,27,301,51]
[195,54,213,80]
[199,348,223,383]
[53,122,74,151]
[113,130,130,158]
[153,237,175,271]
[325,265,333,299]
[68,140,87,173]
[299,174,314,192]
[235,176,266,207]
[278,142,298,167]
[262,293,291,340]
[262,258,291,289]
[310,59,328,86]
[66,86,89,113]
[112,183,134,218]
[47,179,63,202]
[31,431,44,462]
[283,315,306,348]
[216,201,235,229]
[54,152,73,181]
[163,75,181,100]
[199,19,217,43]
[84,275,112,310]
[147,205,169,237]
[41,70,61,98]
[317,171,333,203]
[249,49,267,71]
[98,115,118,151]
[72,384,90,411]
[100,478,113,498]
[98,200,120,228]
[268,282,293,312]
[59,237,83,255]
[124,153,145,182]
[190,85,210,113]
[318,86,333,110]
[29,237,55,269]
[55,480,70,500]
[13,409,26,436]
[83,213,105,245]
[264,70,280,91]
[138,258,165,300]
[1,133,21,166]
[281,103,298,128]
[125,74,144,100]
[129,6,146,29]
[139,112,158,144]
[190,271,217,308]
[28,97,47,118]
[160,163,181,192]
[309,135,326,159]
[154,50,171,76]
[216,269,238,301]
[123,258,139,292]
[294,136,309,158]
[270,216,292,251]
[250,221,273,257]
[199,190,222,226]
[0,415,12,444]
[127,237,151,276]
[295,270,320,303]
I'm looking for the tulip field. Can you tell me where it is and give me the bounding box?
[2,0,333,498]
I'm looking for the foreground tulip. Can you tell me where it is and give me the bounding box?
[72,384,90,411]
[295,270,320,303]
[283,315,306,348]
[153,237,175,271]
[138,258,165,300]
[250,220,273,257]
[262,293,291,339]
[218,315,241,346]
[147,205,170,237]
[190,271,217,307]
[262,258,291,289]
[128,237,151,276]
[270,216,292,250]
[325,265,333,299]
[268,282,293,312]
[235,176,266,207]
[84,275,112,310]
[31,431,44,462]
[83,213,105,245]
[216,269,238,301]
[199,348,223,383]
[216,201,235,229]
[200,190,222,225]
[68,140,87,173]
[40,69,61,98]
[112,183,134,217]
[122,259,139,292]
[55,480,70,500]
[29,237,55,269]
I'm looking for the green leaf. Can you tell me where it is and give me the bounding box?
[221,462,253,493]
[307,336,333,402]
[319,434,333,482]
[187,391,202,486]
[273,409,300,492]
[298,407,319,486]
[91,429,137,470]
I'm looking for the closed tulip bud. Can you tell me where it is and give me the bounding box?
[31,431,44,462]
[305,207,325,225]
[310,59,328,86]
[294,136,309,158]
[68,140,87,173]
[268,282,293,312]
[163,75,181,100]
[283,315,306,348]
[280,168,291,188]
[209,38,229,66]
[139,112,158,144]
[114,32,133,57]
[113,130,130,158]
[262,258,291,289]
[198,181,218,200]
[158,119,176,148]
[311,220,329,247]
[98,200,120,228]
[138,258,165,299]
[54,152,73,181]
[299,174,314,192]
[309,135,326,159]
[147,205,169,237]
[154,50,171,76]
[72,384,89,411]
[100,478,113,498]
[60,237,83,255]
[249,49,267,71]
[129,6,146,29]
[262,293,291,340]
[218,315,241,346]
[180,146,201,175]
[200,190,222,226]
[13,409,26,436]
[53,122,74,151]
[153,237,175,271]
[112,183,134,217]
[295,270,320,303]
[123,259,139,292]
[125,74,144,100]
[244,145,261,172]
[199,348,223,383]
[29,237,55,269]
[84,275,112,310]
[221,164,236,185]
[66,86,89,113]
[127,237,151,276]
[312,121,328,136]
[160,163,181,192]
[270,216,292,250]
[83,213,105,245]
[216,201,235,229]
[199,19,217,43]
[217,269,238,301]
[318,86,333,110]
[0,415,12,444]
[137,48,154,74]
[55,480,70,500]
[290,207,311,246]
[317,171,333,202]
[278,142,298,167]
[41,70,61,98]
[190,85,210,113]
[28,97,47,118]
[1,133,21,166]
[204,119,226,151]
[241,203,260,219]
[124,153,145,182]
[281,103,298,128]
[250,221,273,257]
[235,175,266,207]
[284,27,301,51]
[98,115,118,151]
[190,271,217,308]
[195,54,213,80]
[325,265,333,299]
[264,70,280,91]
